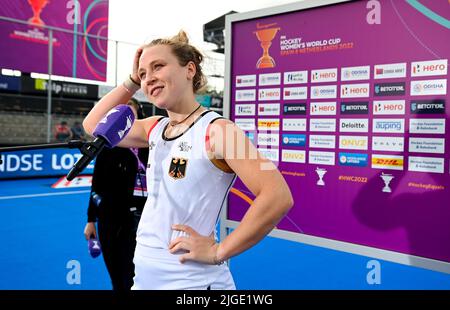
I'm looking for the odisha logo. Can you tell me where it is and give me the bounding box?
[414,84,422,93]
[344,70,351,79]
[313,88,320,97]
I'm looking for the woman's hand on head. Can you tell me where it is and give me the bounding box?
[169,224,219,265]
[131,46,144,83]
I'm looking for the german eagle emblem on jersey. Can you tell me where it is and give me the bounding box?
[169,157,188,179]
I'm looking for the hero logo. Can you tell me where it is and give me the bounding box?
[373,119,404,133]
[411,59,447,77]
[310,102,336,115]
[341,84,369,98]
[259,88,280,101]
[373,100,405,115]
[311,68,337,83]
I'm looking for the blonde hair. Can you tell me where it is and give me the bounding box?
[145,30,207,93]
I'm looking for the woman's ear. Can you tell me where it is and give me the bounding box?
[186,61,196,80]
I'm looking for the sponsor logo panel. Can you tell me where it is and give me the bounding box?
[374,63,406,79]
[282,149,306,163]
[311,68,337,83]
[372,154,404,170]
[372,119,405,133]
[236,89,256,101]
[410,100,445,114]
[235,104,255,116]
[309,135,336,149]
[259,73,281,86]
[411,59,447,77]
[283,118,307,131]
[257,133,279,146]
[310,119,336,132]
[340,102,369,115]
[235,118,255,131]
[259,88,281,101]
[338,152,368,167]
[236,74,256,87]
[309,151,335,166]
[283,103,306,115]
[339,135,368,150]
[372,136,404,152]
[258,103,280,116]
[340,83,370,98]
[311,85,337,99]
[339,119,369,133]
[409,137,445,154]
[341,65,370,81]
[258,118,280,131]
[284,87,308,100]
[284,70,308,85]
[373,100,405,115]
[282,134,306,147]
[374,82,406,96]
[258,148,279,162]
[408,156,444,173]
[410,79,447,96]
[310,102,336,115]
[409,119,445,134]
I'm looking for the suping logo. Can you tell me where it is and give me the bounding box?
[373,119,404,133]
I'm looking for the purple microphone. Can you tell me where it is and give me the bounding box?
[88,237,102,258]
[67,105,135,180]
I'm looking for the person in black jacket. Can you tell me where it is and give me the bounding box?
[83,98,149,290]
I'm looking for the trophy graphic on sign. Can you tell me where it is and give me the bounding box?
[315,167,327,186]
[28,0,50,27]
[254,24,280,69]
[380,172,394,193]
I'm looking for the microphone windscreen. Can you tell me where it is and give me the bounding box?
[88,238,102,258]
[93,104,135,148]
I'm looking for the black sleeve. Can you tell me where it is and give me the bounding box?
[86,150,107,223]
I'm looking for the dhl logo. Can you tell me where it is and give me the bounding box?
[372,158,403,166]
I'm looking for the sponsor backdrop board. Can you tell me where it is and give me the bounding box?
[226,0,450,267]
[0,0,109,81]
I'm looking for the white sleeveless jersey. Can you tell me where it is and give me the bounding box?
[136,110,236,249]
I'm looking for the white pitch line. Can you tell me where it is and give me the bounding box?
[0,190,91,200]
